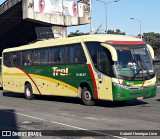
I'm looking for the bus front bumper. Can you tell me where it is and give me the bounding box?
[112,84,157,101]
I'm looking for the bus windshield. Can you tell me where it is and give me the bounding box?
[113,44,154,79]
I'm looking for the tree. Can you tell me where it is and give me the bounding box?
[142,32,160,59]
[107,29,125,35]
[143,32,160,48]
[68,30,89,37]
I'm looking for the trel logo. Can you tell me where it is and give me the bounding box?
[52,67,69,76]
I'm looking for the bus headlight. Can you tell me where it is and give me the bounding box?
[113,83,129,90]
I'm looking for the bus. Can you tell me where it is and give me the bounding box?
[2,34,156,105]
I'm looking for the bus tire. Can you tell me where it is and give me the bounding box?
[24,83,34,100]
[81,87,95,106]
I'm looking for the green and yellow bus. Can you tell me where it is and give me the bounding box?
[2,34,156,105]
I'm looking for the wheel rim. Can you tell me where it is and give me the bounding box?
[26,88,31,97]
[84,91,91,101]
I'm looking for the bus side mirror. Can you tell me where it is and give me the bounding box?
[146,44,154,60]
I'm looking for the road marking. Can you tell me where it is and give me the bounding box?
[21,121,33,124]
[1,110,47,121]
[59,112,75,117]
[1,110,127,139]
[84,117,99,120]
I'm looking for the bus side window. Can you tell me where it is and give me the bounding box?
[56,54,61,63]
[4,53,12,67]
[74,57,79,63]
[22,50,33,66]
[40,48,49,65]
[50,47,57,63]
[27,54,33,65]
[85,42,98,67]
[97,51,111,76]
[34,49,40,65]
[50,47,65,64]
[12,52,21,66]
[74,44,86,64]
[85,42,112,76]
[66,43,86,64]
[33,48,49,65]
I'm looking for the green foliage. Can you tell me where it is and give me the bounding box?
[107,29,126,35]
[68,29,126,37]
[143,32,160,48]
[143,32,160,60]
[68,30,89,37]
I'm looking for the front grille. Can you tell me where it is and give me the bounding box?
[128,85,153,91]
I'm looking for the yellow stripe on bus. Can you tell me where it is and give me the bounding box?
[30,74,77,93]
[3,72,26,76]
[3,72,77,93]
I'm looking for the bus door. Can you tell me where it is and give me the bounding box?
[97,50,113,100]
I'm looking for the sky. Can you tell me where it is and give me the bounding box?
[0,0,160,36]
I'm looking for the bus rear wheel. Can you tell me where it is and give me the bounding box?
[24,83,34,100]
[81,87,95,106]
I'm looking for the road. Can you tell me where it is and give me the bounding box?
[0,87,160,139]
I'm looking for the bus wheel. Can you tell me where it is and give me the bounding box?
[24,83,34,100]
[81,87,95,106]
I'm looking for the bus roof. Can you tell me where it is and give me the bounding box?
[3,34,144,53]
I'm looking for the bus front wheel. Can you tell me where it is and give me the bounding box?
[81,87,95,106]
[24,83,34,100]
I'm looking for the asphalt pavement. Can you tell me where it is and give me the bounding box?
[0,87,160,139]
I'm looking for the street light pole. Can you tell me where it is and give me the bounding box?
[105,3,107,34]
[90,0,92,34]
[97,0,120,34]
[130,18,142,39]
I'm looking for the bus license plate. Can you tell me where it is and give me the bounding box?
[137,97,144,100]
